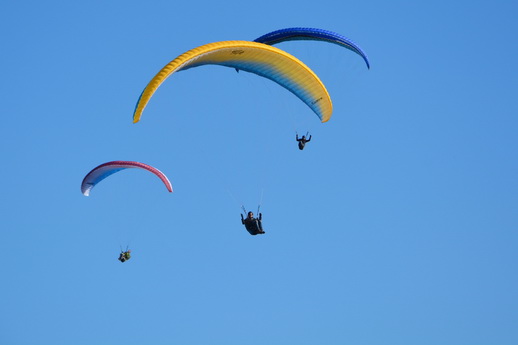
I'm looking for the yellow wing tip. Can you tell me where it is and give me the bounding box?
[133,109,141,123]
[321,113,332,123]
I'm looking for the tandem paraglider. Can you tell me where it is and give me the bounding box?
[118,249,132,263]
[81,161,173,263]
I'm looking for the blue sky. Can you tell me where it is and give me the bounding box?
[1,0,517,344]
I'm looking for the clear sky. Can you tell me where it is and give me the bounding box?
[1,0,517,344]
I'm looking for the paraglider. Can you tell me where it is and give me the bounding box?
[132,40,333,123]
[81,161,173,196]
[296,133,312,150]
[241,211,265,235]
[81,162,171,263]
[118,249,131,263]
[254,27,370,69]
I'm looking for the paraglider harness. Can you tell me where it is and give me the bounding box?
[296,132,312,150]
[118,247,131,263]
[241,205,265,235]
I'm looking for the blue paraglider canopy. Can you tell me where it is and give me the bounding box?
[254,27,370,69]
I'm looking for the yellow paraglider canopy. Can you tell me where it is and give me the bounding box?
[133,40,333,123]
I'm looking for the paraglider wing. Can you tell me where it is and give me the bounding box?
[133,40,333,123]
[81,161,173,196]
[254,27,370,69]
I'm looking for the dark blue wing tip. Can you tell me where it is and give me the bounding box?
[255,27,370,69]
